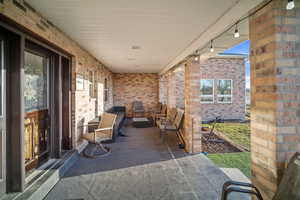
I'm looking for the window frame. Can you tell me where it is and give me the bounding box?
[200,79,214,104]
[217,79,233,104]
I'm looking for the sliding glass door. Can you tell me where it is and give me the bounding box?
[24,50,49,173]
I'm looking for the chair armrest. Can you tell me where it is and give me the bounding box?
[221,181,263,200]
[95,127,113,132]
[156,114,166,118]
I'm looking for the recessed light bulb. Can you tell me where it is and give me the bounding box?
[287,0,295,10]
[194,56,199,61]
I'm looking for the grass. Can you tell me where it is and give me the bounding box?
[213,122,250,150]
[207,152,251,178]
[215,122,250,149]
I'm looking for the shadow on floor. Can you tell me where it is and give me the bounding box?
[44,124,248,200]
[64,125,187,177]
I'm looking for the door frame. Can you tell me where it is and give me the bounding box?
[23,45,51,172]
[0,32,7,195]
[0,15,73,193]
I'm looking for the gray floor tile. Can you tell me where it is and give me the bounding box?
[45,124,232,200]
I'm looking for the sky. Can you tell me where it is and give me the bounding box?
[223,40,250,89]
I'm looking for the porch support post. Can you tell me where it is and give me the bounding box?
[250,0,300,199]
[51,54,62,158]
[184,59,202,153]
[7,34,25,192]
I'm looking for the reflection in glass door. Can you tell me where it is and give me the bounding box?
[0,36,6,194]
[24,51,49,172]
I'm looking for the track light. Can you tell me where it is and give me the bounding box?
[234,24,240,38]
[210,40,214,52]
[287,0,295,10]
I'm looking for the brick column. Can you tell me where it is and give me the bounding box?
[175,65,185,109]
[250,0,300,199]
[184,59,202,153]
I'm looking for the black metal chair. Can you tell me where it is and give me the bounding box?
[132,101,145,117]
[221,152,300,200]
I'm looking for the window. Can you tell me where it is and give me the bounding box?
[104,77,108,102]
[89,71,95,98]
[200,79,214,103]
[217,79,232,103]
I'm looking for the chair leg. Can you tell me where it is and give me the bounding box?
[161,130,166,142]
[83,142,111,158]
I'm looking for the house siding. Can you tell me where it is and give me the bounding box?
[199,57,246,121]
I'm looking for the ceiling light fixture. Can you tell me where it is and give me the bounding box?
[210,40,214,53]
[194,50,200,62]
[234,23,240,38]
[287,0,295,10]
[131,45,141,50]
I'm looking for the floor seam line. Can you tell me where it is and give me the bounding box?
[165,143,200,200]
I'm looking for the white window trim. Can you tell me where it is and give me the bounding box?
[217,79,233,104]
[200,79,214,104]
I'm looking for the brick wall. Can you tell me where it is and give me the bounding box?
[0,0,114,149]
[159,64,185,108]
[159,75,168,104]
[113,73,159,117]
[250,0,300,199]
[199,57,246,121]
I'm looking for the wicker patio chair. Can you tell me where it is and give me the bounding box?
[152,104,167,125]
[158,108,185,148]
[132,101,145,117]
[82,112,117,158]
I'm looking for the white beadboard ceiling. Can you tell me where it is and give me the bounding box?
[26,0,263,73]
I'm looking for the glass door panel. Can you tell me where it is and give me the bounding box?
[0,36,6,194]
[24,51,49,172]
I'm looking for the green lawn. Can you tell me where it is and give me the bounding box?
[213,122,250,150]
[207,152,251,178]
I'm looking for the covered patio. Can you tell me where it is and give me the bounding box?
[45,123,247,200]
[0,0,299,200]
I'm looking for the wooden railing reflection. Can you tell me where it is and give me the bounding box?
[24,109,48,171]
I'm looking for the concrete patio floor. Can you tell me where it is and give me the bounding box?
[45,122,247,200]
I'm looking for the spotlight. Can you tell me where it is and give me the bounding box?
[210,40,214,53]
[234,24,240,38]
[194,50,200,62]
[287,0,295,10]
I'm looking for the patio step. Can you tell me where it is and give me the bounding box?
[174,153,251,199]
[1,150,79,200]
[221,168,250,183]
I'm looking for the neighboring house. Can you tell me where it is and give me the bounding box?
[199,53,246,121]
